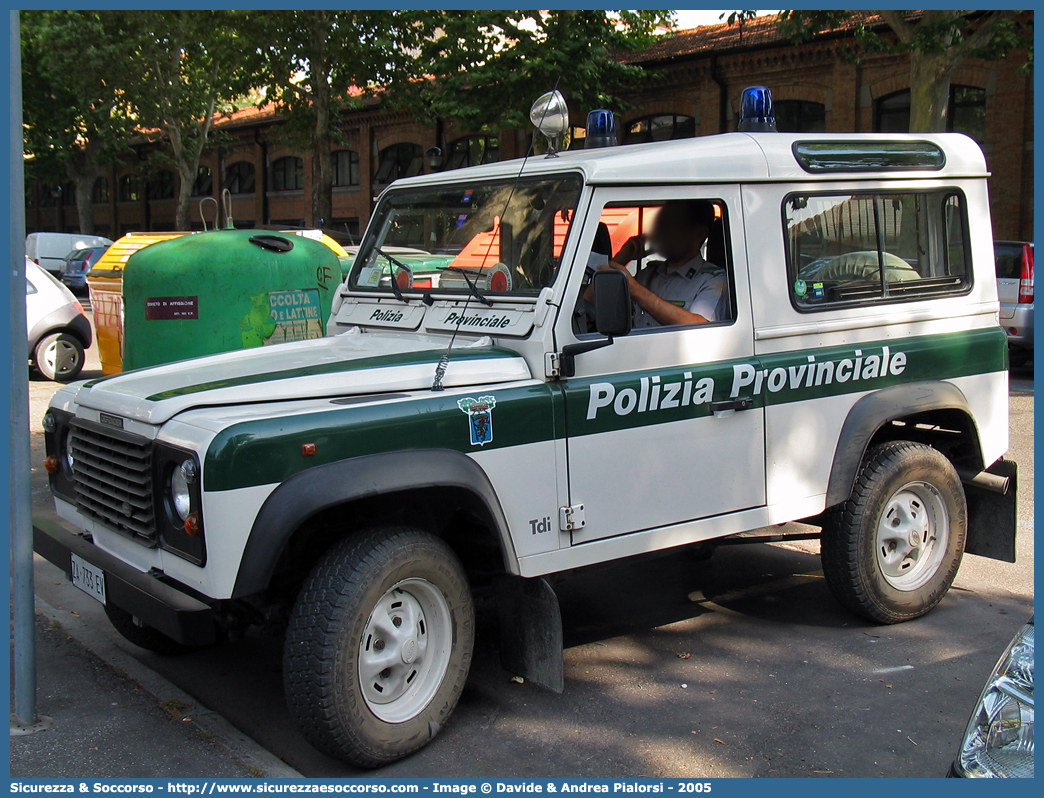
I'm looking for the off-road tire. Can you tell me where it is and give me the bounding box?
[34,332,84,382]
[822,441,967,624]
[283,526,474,768]
[104,603,201,656]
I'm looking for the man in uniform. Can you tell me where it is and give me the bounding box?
[602,199,728,328]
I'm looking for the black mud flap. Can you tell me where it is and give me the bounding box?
[964,459,1018,563]
[493,574,564,693]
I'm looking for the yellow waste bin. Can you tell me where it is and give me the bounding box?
[86,232,187,374]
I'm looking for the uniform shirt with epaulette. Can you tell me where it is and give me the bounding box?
[633,253,728,328]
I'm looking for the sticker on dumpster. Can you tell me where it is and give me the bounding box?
[241,289,324,347]
[144,296,198,320]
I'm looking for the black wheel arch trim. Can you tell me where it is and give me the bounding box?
[825,380,983,507]
[231,448,520,598]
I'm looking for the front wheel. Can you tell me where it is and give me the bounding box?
[283,526,474,767]
[821,441,967,624]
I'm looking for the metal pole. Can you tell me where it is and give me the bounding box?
[9,9,38,727]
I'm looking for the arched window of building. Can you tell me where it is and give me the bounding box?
[224,161,256,194]
[950,85,987,143]
[192,166,213,197]
[874,86,986,141]
[147,170,176,200]
[119,175,141,202]
[445,135,500,170]
[272,156,304,191]
[774,100,826,133]
[92,177,109,203]
[622,114,696,145]
[374,143,423,184]
[332,150,360,187]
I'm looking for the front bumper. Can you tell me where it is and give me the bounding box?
[33,517,216,646]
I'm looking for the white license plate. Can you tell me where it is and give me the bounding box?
[70,553,106,604]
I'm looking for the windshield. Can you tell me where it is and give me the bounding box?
[348,174,583,297]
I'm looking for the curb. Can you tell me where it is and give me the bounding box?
[34,595,303,779]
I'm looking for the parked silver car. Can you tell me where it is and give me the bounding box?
[995,241,1033,366]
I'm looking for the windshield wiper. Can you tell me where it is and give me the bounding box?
[455,268,493,307]
[374,246,410,304]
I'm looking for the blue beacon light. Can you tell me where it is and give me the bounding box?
[585,109,618,148]
[738,86,778,132]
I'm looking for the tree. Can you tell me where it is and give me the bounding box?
[21,11,136,234]
[395,10,672,134]
[774,10,1028,132]
[247,11,671,226]
[117,11,254,231]
[243,11,435,228]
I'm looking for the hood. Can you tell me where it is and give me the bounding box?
[73,330,530,424]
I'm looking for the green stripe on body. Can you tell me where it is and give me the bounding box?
[567,327,1006,435]
[148,346,519,401]
[201,327,1005,492]
[203,382,562,492]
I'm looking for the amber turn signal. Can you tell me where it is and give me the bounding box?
[184,513,201,537]
[301,443,317,456]
[44,456,59,475]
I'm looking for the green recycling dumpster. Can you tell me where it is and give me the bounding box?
[121,229,341,371]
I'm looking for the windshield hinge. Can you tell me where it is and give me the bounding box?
[544,352,561,379]
[559,504,586,532]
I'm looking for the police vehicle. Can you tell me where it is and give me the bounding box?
[36,87,1018,767]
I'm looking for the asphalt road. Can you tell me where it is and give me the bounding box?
[25,321,1034,779]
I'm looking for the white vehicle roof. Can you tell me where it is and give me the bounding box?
[396,132,988,190]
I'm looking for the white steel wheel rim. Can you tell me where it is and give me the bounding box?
[358,577,452,724]
[43,338,80,378]
[875,481,950,591]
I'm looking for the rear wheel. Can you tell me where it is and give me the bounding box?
[822,441,967,624]
[34,332,84,382]
[283,526,474,767]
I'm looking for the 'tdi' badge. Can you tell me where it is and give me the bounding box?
[457,395,497,446]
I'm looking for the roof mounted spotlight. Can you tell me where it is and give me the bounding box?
[738,86,777,132]
[585,109,618,149]
[530,90,570,157]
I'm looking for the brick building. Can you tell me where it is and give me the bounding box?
[26,13,1033,243]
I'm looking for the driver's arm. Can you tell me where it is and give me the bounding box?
[627,280,711,326]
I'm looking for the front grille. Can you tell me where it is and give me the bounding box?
[70,424,156,541]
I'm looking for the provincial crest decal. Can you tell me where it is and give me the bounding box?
[457,395,497,447]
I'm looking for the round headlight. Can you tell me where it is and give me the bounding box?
[63,429,75,474]
[42,413,57,433]
[170,464,192,521]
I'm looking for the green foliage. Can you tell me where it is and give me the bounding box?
[21,11,135,186]
[391,10,672,132]
[112,10,256,228]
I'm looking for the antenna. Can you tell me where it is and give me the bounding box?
[431,78,562,392]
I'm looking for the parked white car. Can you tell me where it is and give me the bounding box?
[26,231,112,277]
[26,259,93,382]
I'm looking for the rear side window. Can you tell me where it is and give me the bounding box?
[784,190,970,310]
[994,244,1025,279]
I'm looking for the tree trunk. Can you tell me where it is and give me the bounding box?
[308,12,334,228]
[311,122,333,228]
[908,49,955,133]
[175,164,196,231]
[65,160,99,236]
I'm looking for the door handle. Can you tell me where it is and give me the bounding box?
[710,397,754,416]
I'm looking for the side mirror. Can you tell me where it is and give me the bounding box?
[558,269,633,378]
[592,268,632,338]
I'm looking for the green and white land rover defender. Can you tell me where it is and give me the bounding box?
[38,90,1018,766]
